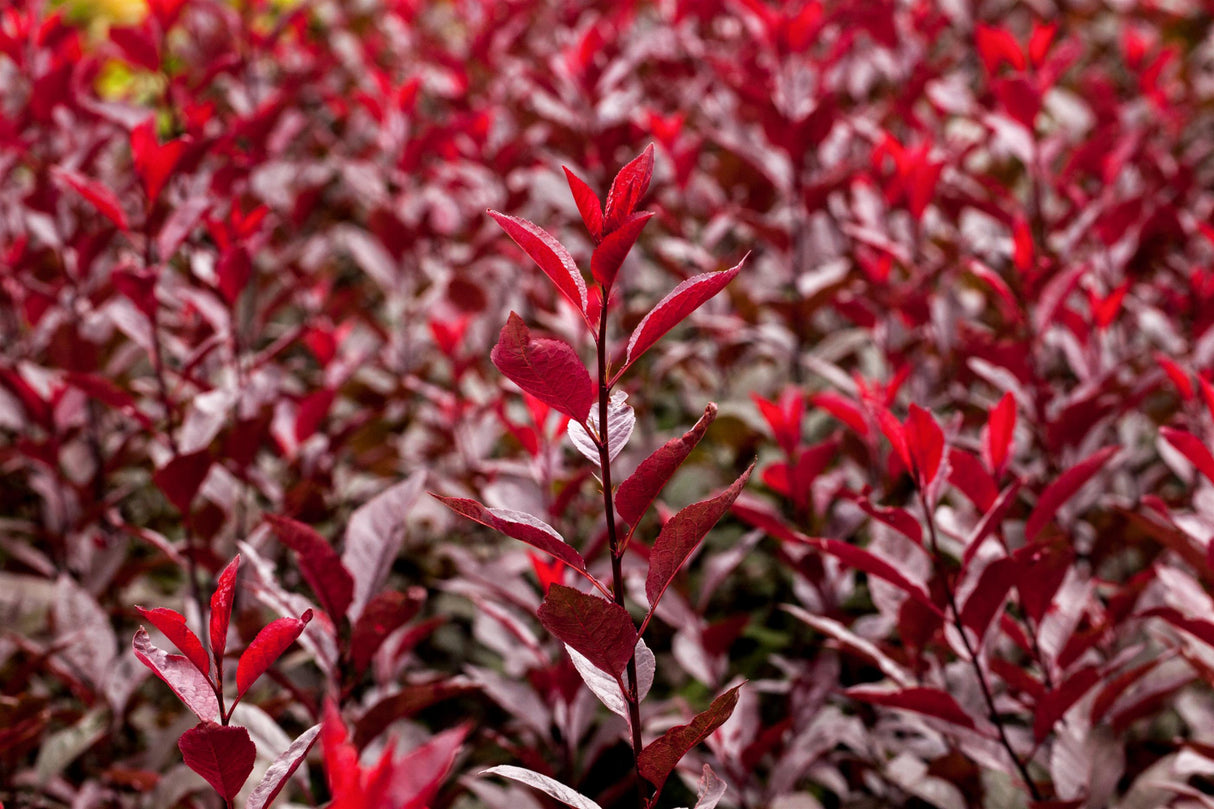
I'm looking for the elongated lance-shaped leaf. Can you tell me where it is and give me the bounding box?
[132,628,219,722]
[845,685,975,729]
[52,167,130,231]
[492,313,594,423]
[905,403,944,485]
[563,166,603,241]
[638,683,743,796]
[236,610,313,698]
[481,765,604,809]
[567,390,635,464]
[603,144,655,233]
[134,606,210,676]
[432,494,590,574]
[1161,426,1214,486]
[1024,445,1118,541]
[210,555,240,673]
[591,211,652,291]
[645,462,754,610]
[178,721,256,803]
[537,584,637,678]
[245,723,320,809]
[342,470,426,622]
[488,211,588,315]
[265,514,354,623]
[621,257,746,377]
[616,403,717,526]
[984,392,1017,474]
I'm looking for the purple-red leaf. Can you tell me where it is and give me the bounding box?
[131,117,185,207]
[265,514,354,623]
[236,610,313,697]
[1024,446,1118,541]
[178,721,256,803]
[153,450,212,514]
[847,685,975,729]
[637,683,743,795]
[1161,426,1214,487]
[563,166,603,241]
[616,403,717,526]
[342,471,427,622]
[349,589,424,674]
[1033,666,1100,742]
[645,462,754,609]
[958,558,1018,641]
[603,144,655,233]
[537,584,637,677]
[623,258,745,373]
[245,724,321,809]
[132,628,218,722]
[134,606,209,676]
[433,494,588,573]
[802,536,942,616]
[210,555,240,673]
[591,211,652,291]
[491,313,594,423]
[488,211,587,314]
[52,167,130,231]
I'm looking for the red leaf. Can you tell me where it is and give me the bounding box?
[809,391,869,437]
[53,168,130,232]
[491,313,594,423]
[236,611,312,697]
[603,144,655,233]
[752,387,804,457]
[1028,21,1057,68]
[433,494,589,573]
[616,403,717,526]
[947,448,999,512]
[1033,666,1100,742]
[131,118,185,207]
[245,724,321,809]
[638,683,742,795]
[113,268,158,319]
[1156,354,1193,400]
[134,606,209,676]
[1091,659,1161,724]
[804,536,942,616]
[994,76,1041,130]
[875,407,912,472]
[563,166,603,241]
[349,589,423,674]
[109,24,160,70]
[384,723,468,809]
[132,628,218,722]
[975,23,1026,74]
[847,685,975,728]
[294,387,335,443]
[487,211,587,315]
[958,558,1017,641]
[905,404,944,485]
[623,258,745,373]
[265,514,354,623]
[847,494,922,546]
[1013,540,1074,624]
[590,211,652,291]
[537,584,637,677]
[1161,426,1214,486]
[217,247,252,304]
[962,479,1024,566]
[321,701,363,809]
[210,555,240,673]
[645,462,754,610]
[985,392,1017,475]
[153,450,212,514]
[178,721,256,802]
[1024,446,1118,541]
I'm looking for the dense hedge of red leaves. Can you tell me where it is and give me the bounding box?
[6,0,1214,807]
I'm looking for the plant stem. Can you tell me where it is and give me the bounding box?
[596,292,647,808]
[918,488,1043,802]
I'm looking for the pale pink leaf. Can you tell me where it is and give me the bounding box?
[342,470,427,622]
[244,724,320,809]
[566,638,654,718]
[481,765,604,809]
[132,628,219,722]
[567,390,635,464]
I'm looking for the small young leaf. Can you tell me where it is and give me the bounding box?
[567,390,635,464]
[616,403,717,527]
[235,611,313,698]
[492,313,594,423]
[810,391,870,437]
[590,211,652,291]
[244,724,320,809]
[265,514,354,623]
[623,258,745,374]
[566,638,655,719]
[905,403,944,485]
[846,685,975,729]
[178,721,256,803]
[131,117,185,207]
[537,584,637,678]
[481,765,604,809]
[563,166,603,241]
[603,144,655,233]
[688,764,728,809]
[132,628,218,722]
[1024,446,1118,541]
[638,683,743,796]
[488,211,587,314]
[984,392,1017,475]
[134,606,209,676]
[645,462,754,610]
[432,495,589,573]
[210,555,240,673]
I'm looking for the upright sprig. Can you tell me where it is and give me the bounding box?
[435,146,750,809]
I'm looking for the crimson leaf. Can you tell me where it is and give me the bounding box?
[616,403,717,527]
[491,313,594,423]
[52,167,130,231]
[432,494,589,574]
[487,211,587,315]
[1033,666,1100,742]
[265,514,354,623]
[637,683,743,796]
[537,584,637,678]
[563,166,603,241]
[590,211,652,291]
[178,721,256,803]
[905,403,944,485]
[985,392,1017,474]
[236,610,313,698]
[603,144,655,233]
[1161,426,1214,487]
[1024,446,1118,541]
[958,557,1018,641]
[210,555,240,673]
[621,258,746,375]
[131,117,185,207]
[134,606,209,676]
[153,450,212,514]
[245,724,321,809]
[645,462,754,610]
[132,628,218,722]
